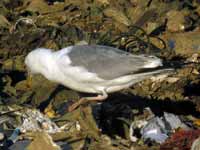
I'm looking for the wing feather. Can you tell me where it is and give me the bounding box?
[62,45,162,80]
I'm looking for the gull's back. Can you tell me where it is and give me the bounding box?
[64,45,163,80]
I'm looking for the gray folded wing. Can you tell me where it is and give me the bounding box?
[67,45,161,80]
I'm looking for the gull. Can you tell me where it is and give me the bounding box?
[25,45,172,111]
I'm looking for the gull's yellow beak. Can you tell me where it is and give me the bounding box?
[26,70,33,88]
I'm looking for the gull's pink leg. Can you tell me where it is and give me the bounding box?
[68,90,108,112]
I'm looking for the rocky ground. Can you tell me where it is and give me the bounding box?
[0,0,200,150]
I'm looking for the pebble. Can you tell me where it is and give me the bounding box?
[0,132,4,141]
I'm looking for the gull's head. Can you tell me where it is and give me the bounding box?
[25,48,53,75]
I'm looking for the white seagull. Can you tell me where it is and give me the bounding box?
[25,45,172,111]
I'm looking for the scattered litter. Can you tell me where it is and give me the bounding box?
[186,53,200,63]
[161,130,200,150]
[8,140,30,150]
[0,115,12,125]
[0,128,21,148]
[130,112,189,144]
[163,112,188,130]
[19,109,60,133]
[1,0,200,149]
[8,128,20,144]
[141,117,168,144]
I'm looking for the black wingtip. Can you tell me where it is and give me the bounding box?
[162,60,199,69]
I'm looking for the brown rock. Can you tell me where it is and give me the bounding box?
[103,7,131,26]
[27,132,61,150]
[166,10,187,32]
[161,31,200,56]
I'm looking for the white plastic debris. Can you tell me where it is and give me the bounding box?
[141,117,168,144]
[130,111,189,144]
[163,112,188,130]
[19,109,60,133]
[130,120,149,142]
[129,107,154,142]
